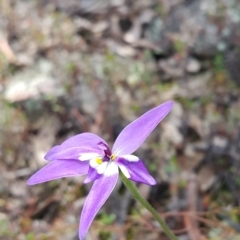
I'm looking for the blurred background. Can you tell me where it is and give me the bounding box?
[1,0,240,239]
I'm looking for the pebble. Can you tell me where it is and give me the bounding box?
[186,58,201,73]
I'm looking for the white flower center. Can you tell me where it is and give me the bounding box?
[80,153,139,178]
[89,157,118,176]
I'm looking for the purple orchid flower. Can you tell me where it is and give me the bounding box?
[27,101,173,239]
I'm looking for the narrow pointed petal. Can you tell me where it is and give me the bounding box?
[112,101,173,155]
[79,174,118,240]
[27,159,89,185]
[117,158,156,185]
[45,133,107,161]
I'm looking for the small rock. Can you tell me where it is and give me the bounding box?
[3,60,62,102]
[158,56,185,78]
[185,58,201,73]
[145,17,164,42]
[106,39,136,57]
[72,81,99,117]
[9,181,28,197]
[30,116,61,167]
[197,166,216,192]
[138,9,156,24]
[212,135,228,149]
[192,23,219,58]
[124,19,142,43]
[183,71,212,98]
[188,112,208,138]
[183,144,204,169]
[162,122,183,145]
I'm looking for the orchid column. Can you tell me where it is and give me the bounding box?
[27,101,177,240]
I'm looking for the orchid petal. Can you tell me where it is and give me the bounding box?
[97,142,112,156]
[118,164,130,178]
[45,133,107,161]
[89,158,101,168]
[112,101,173,155]
[27,159,89,185]
[97,161,108,174]
[120,155,139,162]
[103,162,119,177]
[79,174,118,240]
[79,153,101,161]
[117,158,156,185]
[84,167,101,184]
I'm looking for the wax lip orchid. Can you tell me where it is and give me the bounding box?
[27,101,173,240]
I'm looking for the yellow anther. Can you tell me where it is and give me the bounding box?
[111,154,117,161]
[96,157,103,164]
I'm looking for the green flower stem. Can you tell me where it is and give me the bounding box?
[120,171,178,240]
